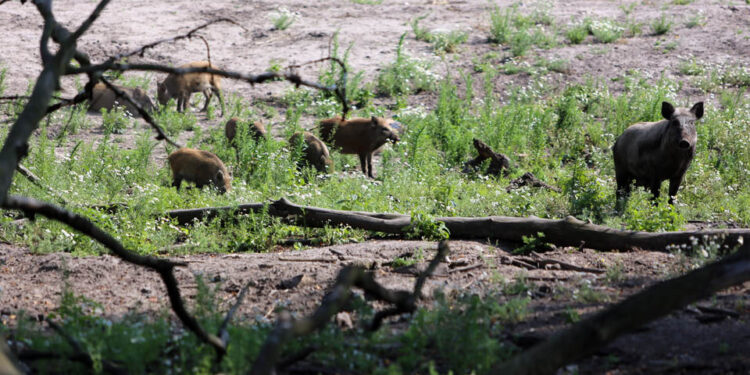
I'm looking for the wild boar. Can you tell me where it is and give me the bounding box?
[224,117,267,145]
[88,82,155,116]
[289,131,333,173]
[157,61,225,116]
[612,101,704,204]
[168,148,231,193]
[318,116,400,178]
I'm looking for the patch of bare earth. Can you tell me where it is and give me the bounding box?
[2,240,749,373]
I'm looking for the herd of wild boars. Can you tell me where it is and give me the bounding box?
[82,59,706,205]
[613,101,704,205]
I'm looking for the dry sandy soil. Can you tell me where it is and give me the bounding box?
[2,0,750,373]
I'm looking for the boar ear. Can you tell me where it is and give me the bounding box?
[216,170,224,182]
[371,116,379,125]
[690,102,704,119]
[661,101,675,120]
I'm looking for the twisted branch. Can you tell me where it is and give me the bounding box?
[249,241,450,375]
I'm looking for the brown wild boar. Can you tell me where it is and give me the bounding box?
[289,131,333,173]
[224,117,267,145]
[613,101,704,204]
[168,148,231,193]
[157,61,225,116]
[88,82,155,116]
[318,116,400,178]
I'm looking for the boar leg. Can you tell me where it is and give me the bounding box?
[358,153,369,177]
[201,89,212,112]
[615,172,632,201]
[366,153,375,178]
[667,176,683,204]
[649,181,662,201]
[172,175,183,190]
[214,87,225,117]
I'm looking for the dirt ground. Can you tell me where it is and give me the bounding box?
[2,0,750,373]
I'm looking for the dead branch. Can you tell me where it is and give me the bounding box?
[99,77,181,147]
[111,18,246,61]
[2,195,225,356]
[165,198,750,253]
[249,241,449,375]
[494,248,750,375]
[368,240,450,330]
[216,281,253,362]
[463,138,511,176]
[520,253,605,274]
[507,172,561,193]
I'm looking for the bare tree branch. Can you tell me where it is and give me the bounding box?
[110,18,246,61]
[2,195,226,356]
[249,241,450,375]
[494,248,750,375]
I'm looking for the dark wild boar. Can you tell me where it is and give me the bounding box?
[157,61,225,116]
[225,117,267,145]
[88,82,155,116]
[613,101,704,204]
[289,131,333,173]
[318,116,399,178]
[168,148,231,194]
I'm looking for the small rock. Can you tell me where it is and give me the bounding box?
[277,274,310,290]
[336,311,354,329]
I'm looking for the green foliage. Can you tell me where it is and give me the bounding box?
[672,0,693,4]
[622,193,686,232]
[405,211,450,240]
[100,107,131,135]
[0,65,6,96]
[651,14,673,35]
[588,19,623,43]
[564,165,611,223]
[430,30,468,54]
[376,33,438,97]
[685,13,706,28]
[409,15,466,54]
[270,7,297,30]
[397,293,513,374]
[565,22,588,44]
[513,232,554,255]
[678,58,704,76]
[318,32,373,110]
[487,5,557,53]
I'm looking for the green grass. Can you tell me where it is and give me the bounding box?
[489,5,558,52]
[270,7,297,30]
[410,15,467,54]
[8,70,750,257]
[6,281,526,374]
[651,14,673,35]
[376,33,438,97]
[588,19,624,43]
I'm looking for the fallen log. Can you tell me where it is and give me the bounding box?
[165,198,750,253]
[493,247,750,375]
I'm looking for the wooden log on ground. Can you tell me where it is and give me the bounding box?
[494,248,750,375]
[165,198,750,253]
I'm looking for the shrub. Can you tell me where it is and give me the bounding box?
[651,14,672,35]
